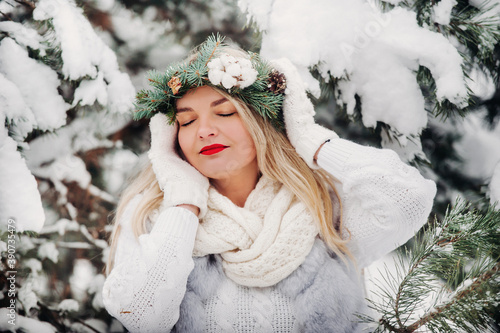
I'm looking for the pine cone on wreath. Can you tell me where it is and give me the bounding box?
[268,69,287,94]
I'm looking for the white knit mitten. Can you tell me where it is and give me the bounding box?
[270,58,338,168]
[148,113,209,218]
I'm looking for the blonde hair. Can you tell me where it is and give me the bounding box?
[105,162,163,275]
[105,48,351,275]
[219,90,351,260]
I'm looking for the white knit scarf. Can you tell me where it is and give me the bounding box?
[193,175,319,287]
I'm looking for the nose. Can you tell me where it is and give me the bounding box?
[197,116,218,139]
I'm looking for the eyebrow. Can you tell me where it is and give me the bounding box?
[176,98,229,114]
[211,97,228,107]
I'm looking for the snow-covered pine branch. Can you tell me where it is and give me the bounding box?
[0,0,135,233]
[363,200,500,332]
[238,0,500,162]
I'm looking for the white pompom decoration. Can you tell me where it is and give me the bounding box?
[221,74,238,89]
[207,54,258,90]
[207,58,223,71]
[208,69,224,86]
[226,63,242,77]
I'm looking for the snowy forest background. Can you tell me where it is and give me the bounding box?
[0,0,499,332]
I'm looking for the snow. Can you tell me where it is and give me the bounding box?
[381,0,405,4]
[240,0,468,152]
[17,235,36,255]
[0,2,15,15]
[466,65,496,100]
[86,0,116,12]
[0,74,36,141]
[70,259,96,302]
[24,115,118,169]
[58,299,80,312]
[100,149,140,196]
[490,162,500,206]
[32,155,91,189]
[22,258,42,273]
[432,0,457,26]
[0,38,69,131]
[238,0,274,30]
[33,0,135,114]
[380,130,427,162]
[88,274,106,310]
[469,0,500,14]
[20,112,125,221]
[454,111,500,181]
[33,0,97,79]
[0,308,57,332]
[0,21,45,53]
[41,219,80,236]
[73,72,108,107]
[110,5,171,53]
[18,282,39,312]
[37,242,60,263]
[0,123,45,233]
[105,71,136,114]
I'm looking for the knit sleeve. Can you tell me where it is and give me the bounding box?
[316,138,437,268]
[102,193,199,333]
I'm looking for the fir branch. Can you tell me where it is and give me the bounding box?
[71,317,102,333]
[369,200,500,332]
[444,1,500,76]
[393,251,428,328]
[406,261,500,332]
[203,33,224,66]
[416,66,471,119]
[0,10,13,21]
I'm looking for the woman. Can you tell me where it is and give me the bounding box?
[102,35,437,332]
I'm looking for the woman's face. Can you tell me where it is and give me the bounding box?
[176,86,258,180]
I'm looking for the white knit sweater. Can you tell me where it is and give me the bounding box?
[102,138,437,332]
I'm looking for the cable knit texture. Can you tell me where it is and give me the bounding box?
[102,139,437,332]
[148,113,209,217]
[102,205,199,332]
[174,239,366,332]
[317,138,437,268]
[270,58,338,168]
[194,175,319,287]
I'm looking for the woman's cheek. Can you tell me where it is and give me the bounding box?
[177,133,192,161]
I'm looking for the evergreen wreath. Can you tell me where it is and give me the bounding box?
[133,34,286,130]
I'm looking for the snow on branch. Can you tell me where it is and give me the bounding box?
[0,124,45,233]
[0,0,135,232]
[33,0,135,114]
[239,0,469,149]
[362,200,500,332]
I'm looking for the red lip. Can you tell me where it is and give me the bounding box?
[200,144,229,155]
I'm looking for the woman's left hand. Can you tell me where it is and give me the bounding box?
[270,58,338,169]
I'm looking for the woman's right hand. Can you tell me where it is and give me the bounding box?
[149,113,209,218]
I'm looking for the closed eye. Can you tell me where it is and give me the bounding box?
[219,112,236,117]
[180,119,195,127]
[180,112,235,126]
